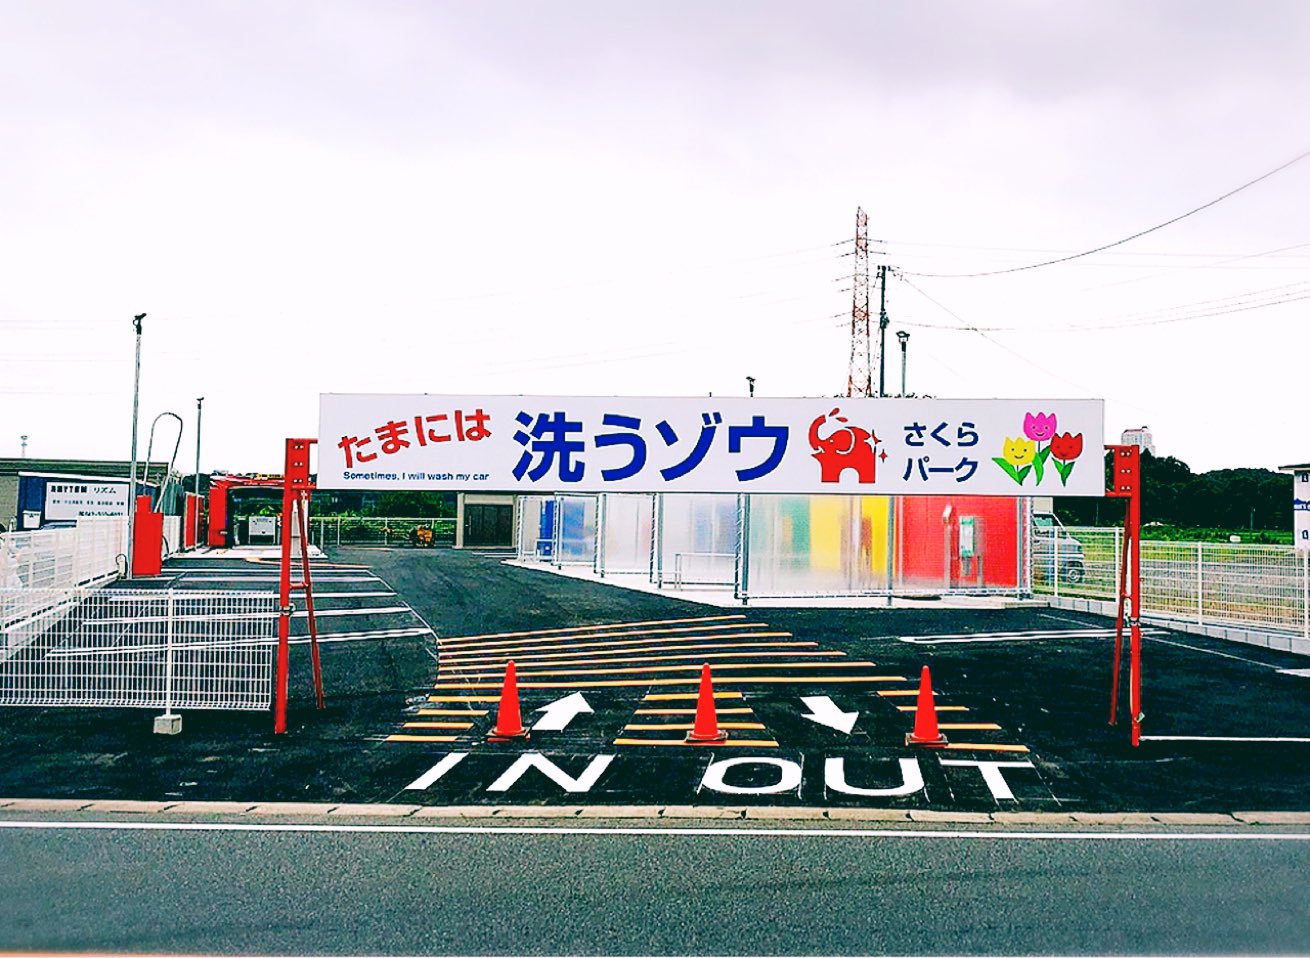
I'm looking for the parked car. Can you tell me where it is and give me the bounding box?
[1032,512,1085,584]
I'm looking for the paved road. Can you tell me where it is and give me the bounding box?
[1,815,1306,955]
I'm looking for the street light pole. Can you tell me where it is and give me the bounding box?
[897,330,910,397]
[746,376,755,398]
[194,396,204,549]
[126,313,146,579]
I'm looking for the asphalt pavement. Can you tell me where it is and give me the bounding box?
[1,545,1309,813]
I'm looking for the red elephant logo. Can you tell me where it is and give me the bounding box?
[809,408,881,484]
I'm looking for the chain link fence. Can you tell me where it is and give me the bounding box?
[0,588,276,710]
[1037,526,1310,638]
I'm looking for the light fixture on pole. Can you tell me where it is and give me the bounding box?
[194,396,204,549]
[127,313,146,580]
[746,376,755,398]
[897,330,910,397]
[20,435,27,458]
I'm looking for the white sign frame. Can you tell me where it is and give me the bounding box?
[318,394,1105,497]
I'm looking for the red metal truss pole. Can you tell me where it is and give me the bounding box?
[1105,445,1143,746]
[295,491,324,709]
[274,438,318,735]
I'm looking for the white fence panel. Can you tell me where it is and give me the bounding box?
[0,588,276,710]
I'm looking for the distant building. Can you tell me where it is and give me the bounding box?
[1120,426,1156,456]
[0,457,175,532]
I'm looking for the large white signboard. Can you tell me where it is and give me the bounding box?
[1295,470,1310,551]
[45,480,132,520]
[318,394,1106,497]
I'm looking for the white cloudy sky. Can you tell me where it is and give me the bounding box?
[2,0,1307,475]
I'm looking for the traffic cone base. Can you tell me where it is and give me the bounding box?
[906,664,948,748]
[685,663,729,743]
[488,660,530,742]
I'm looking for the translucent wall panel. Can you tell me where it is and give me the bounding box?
[895,496,1022,593]
[555,495,598,565]
[598,494,654,575]
[516,496,550,560]
[657,494,739,586]
[743,495,892,597]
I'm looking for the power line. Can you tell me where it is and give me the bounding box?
[901,147,1310,279]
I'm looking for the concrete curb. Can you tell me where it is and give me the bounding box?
[3,799,1309,825]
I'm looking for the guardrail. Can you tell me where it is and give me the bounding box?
[1036,526,1310,639]
[0,588,276,710]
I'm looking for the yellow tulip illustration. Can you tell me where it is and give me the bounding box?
[1002,437,1036,467]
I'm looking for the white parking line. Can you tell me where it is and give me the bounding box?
[898,628,1166,645]
[1141,736,1310,744]
[0,820,1306,841]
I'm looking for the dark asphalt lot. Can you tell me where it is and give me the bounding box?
[1,545,1309,812]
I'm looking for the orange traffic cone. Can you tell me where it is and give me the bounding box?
[488,660,529,741]
[905,665,948,747]
[685,663,729,743]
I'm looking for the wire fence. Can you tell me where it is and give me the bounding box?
[0,588,276,710]
[1036,526,1310,638]
[309,516,456,548]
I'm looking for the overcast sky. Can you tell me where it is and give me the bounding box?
[2,0,1307,476]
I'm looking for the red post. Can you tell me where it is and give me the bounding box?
[274,438,317,735]
[1105,445,1143,746]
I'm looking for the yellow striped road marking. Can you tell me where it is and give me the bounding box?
[438,649,837,676]
[428,695,503,703]
[433,675,906,690]
[440,626,786,655]
[386,734,460,742]
[878,690,921,697]
[437,615,750,645]
[447,661,886,681]
[644,691,743,701]
[417,708,489,716]
[444,640,821,665]
[937,723,1002,731]
[622,722,767,731]
[943,743,1031,753]
[896,705,969,712]
[612,738,780,748]
[633,707,754,715]
[402,721,475,730]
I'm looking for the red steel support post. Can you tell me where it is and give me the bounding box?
[1105,445,1143,746]
[274,438,317,735]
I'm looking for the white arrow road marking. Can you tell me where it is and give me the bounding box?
[800,695,858,735]
[532,692,594,731]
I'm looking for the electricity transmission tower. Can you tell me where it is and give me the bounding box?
[847,207,871,397]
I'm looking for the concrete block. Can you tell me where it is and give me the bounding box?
[245,802,339,816]
[412,806,498,818]
[992,811,1077,825]
[1232,811,1310,824]
[824,808,912,822]
[327,803,421,817]
[83,800,175,813]
[1,798,93,812]
[1150,812,1237,825]
[489,806,583,818]
[152,713,182,735]
[659,805,746,819]
[163,801,257,814]
[1289,639,1310,657]
[576,805,664,819]
[743,806,828,821]
[1269,636,1292,652]
[909,809,993,824]
[1070,811,1158,825]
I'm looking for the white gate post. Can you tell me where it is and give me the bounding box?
[153,590,182,734]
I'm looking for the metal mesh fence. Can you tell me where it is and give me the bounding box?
[0,588,276,710]
[310,516,456,548]
[0,517,127,590]
[1036,526,1310,636]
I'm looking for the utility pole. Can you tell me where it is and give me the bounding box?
[847,208,872,398]
[127,313,146,578]
[194,396,204,548]
[876,265,890,398]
